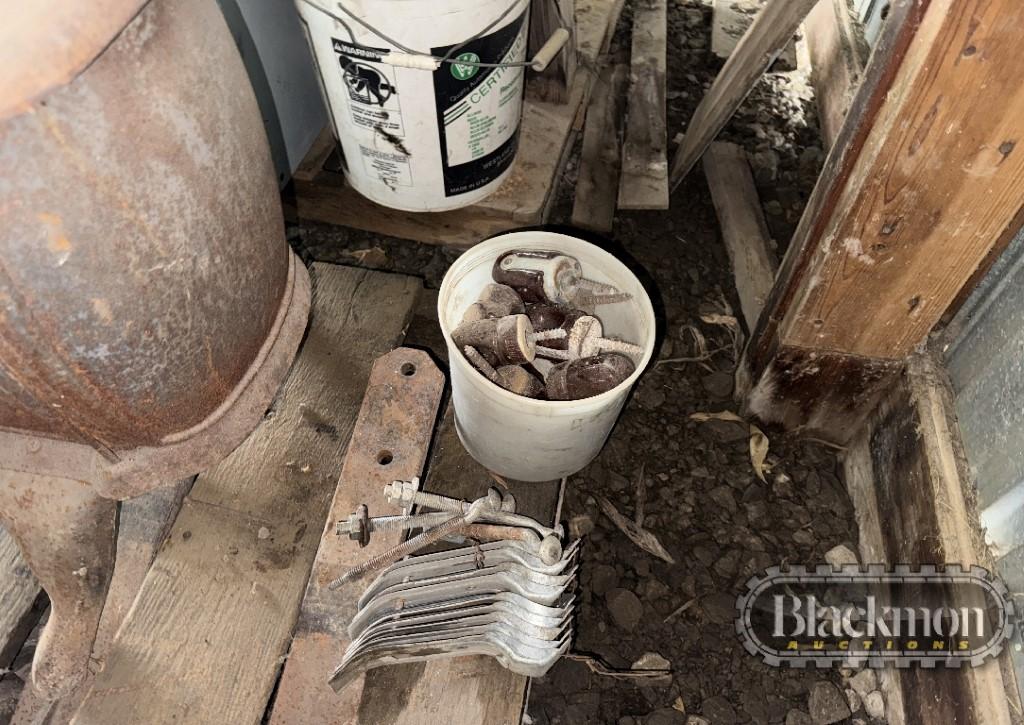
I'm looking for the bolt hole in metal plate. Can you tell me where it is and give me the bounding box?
[377,450,394,465]
[401,362,417,377]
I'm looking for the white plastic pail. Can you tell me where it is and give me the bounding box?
[438,232,656,481]
[296,0,530,211]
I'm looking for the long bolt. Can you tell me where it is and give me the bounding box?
[336,510,456,536]
[328,497,493,589]
[384,481,514,514]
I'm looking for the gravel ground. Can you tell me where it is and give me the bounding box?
[291,2,889,724]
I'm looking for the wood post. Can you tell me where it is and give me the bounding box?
[743,0,1024,440]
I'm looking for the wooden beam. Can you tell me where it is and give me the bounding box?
[669,0,819,189]
[803,0,868,149]
[744,0,1024,439]
[268,349,444,725]
[528,0,576,104]
[841,353,1014,725]
[353,408,563,725]
[702,142,777,331]
[617,0,668,210]
[572,62,628,232]
[74,265,420,725]
[351,295,563,725]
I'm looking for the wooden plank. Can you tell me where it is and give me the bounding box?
[353,299,562,725]
[668,0,819,188]
[73,265,420,725]
[354,409,562,725]
[843,353,1013,725]
[571,62,628,232]
[803,0,868,149]
[702,142,777,331]
[0,530,41,669]
[14,479,194,724]
[711,0,797,72]
[617,0,668,210]
[527,0,576,104]
[292,0,620,246]
[268,348,444,725]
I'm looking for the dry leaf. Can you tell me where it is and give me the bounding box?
[691,412,771,482]
[689,410,746,424]
[699,312,739,329]
[346,246,388,266]
[749,424,770,482]
[597,495,675,564]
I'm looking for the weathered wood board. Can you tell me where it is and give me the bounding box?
[669,0,819,188]
[268,348,444,725]
[617,0,669,210]
[842,353,1014,725]
[572,62,629,232]
[702,141,776,332]
[711,0,797,71]
[72,265,420,725]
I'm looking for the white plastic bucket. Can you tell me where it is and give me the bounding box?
[296,0,530,212]
[438,231,656,482]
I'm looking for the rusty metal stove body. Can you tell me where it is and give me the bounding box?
[0,0,311,697]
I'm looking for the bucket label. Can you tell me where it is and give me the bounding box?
[432,10,528,197]
[333,39,406,138]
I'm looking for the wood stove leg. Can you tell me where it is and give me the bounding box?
[0,470,116,699]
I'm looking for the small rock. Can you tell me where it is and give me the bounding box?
[808,682,850,724]
[793,529,814,545]
[686,717,710,725]
[863,691,885,720]
[646,708,686,725]
[591,564,619,595]
[606,588,644,631]
[701,695,738,723]
[708,484,738,514]
[847,669,877,700]
[257,526,270,540]
[750,149,779,185]
[701,371,734,399]
[825,543,859,568]
[785,711,813,725]
[845,688,862,714]
[701,591,736,624]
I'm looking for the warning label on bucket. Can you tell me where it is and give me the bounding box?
[334,40,406,137]
[432,10,527,197]
[360,144,412,187]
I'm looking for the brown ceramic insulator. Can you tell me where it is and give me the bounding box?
[524,304,587,351]
[492,250,582,304]
[495,366,545,398]
[480,283,526,314]
[545,353,636,401]
[452,314,535,365]
[460,284,525,325]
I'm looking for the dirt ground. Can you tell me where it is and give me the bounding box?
[292,2,888,724]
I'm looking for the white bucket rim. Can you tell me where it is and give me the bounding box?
[438,231,656,410]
